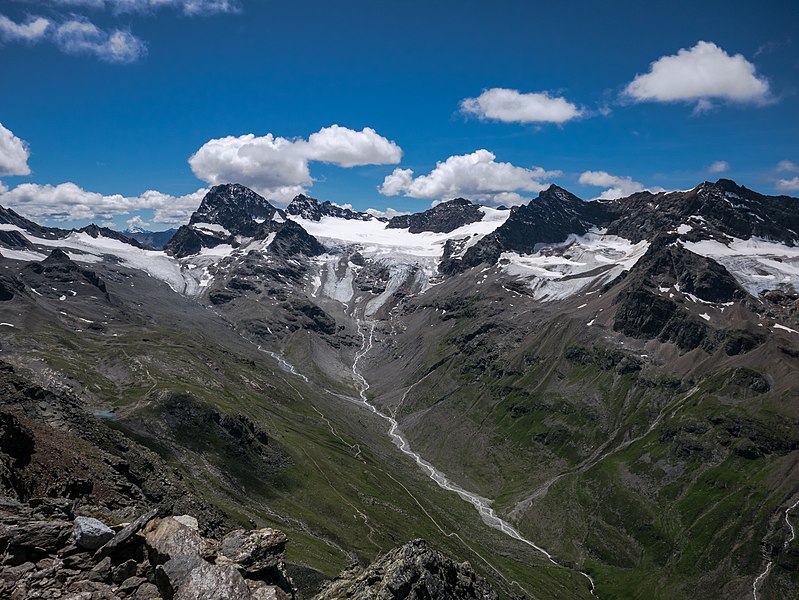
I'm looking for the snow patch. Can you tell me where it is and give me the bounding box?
[499,230,649,301]
[683,237,799,296]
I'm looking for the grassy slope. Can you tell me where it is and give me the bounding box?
[0,274,595,599]
[364,281,799,600]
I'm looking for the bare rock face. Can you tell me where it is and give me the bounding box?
[73,516,115,550]
[314,539,498,600]
[387,198,485,233]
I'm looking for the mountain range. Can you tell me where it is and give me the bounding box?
[0,179,797,599]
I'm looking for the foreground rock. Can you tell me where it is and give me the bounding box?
[314,538,498,600]
[0,499,296,600]
[74,515,115,550]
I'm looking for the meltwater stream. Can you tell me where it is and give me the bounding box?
[351,320,598,597]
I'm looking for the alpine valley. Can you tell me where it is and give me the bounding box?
[0,179,797,600]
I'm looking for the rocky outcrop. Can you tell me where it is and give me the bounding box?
[21,248,110,300]
[0,501,295,600]
[612,236,750,352]
[315,539,498,600]
[268,220,326,258]
[387,198,485,233]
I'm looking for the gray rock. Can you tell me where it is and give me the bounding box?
[0,519,72,555]
[174,562,251,600]
[143,517,212,564]
[155,555,205,599]
[111,558,139,584]
[87,556,112,582]
[134,582,161,599]
[73,517,114,551]
[95,508,158,559]
[118,575,147,593]
[315,539,498,600]
[218,528,287,576]
[172,515,198,530]
[248,580,291,600]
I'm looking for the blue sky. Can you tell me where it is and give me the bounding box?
[0,0,797,230]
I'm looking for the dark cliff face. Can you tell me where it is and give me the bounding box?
[268,220,326,258]
[189,184,278,236]
[286,194,379,222]
[446,185,614,272]
[165,184,279,258]
[612,235,751,352]
[387,198,486,233]
[443,179,799,274]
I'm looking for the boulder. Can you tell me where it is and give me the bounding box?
[217,527,287,577]
[156,555,206,599]
[248,580,291,600]
[73,517,114,551]
[95,507,158,558]
[173,562,252,600]
[144,516,213,563]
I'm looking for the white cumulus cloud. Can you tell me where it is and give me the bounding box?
[305,125,402,167]
[708,160,730,173]
[460,88,582,124]
[189,125,402,202]
[624,41,770,108]
[0,182,207,225]
[0,15,50,41]
[777,160,799,173]
[579,170,663,200]
[0,123,31,177]
[776,178,799,193]
[378,149,560,205]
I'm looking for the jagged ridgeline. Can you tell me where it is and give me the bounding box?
[0,179,797,599]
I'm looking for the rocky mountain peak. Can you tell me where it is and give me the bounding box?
[606,178,799,245]
[190,184,277,236]
[538,183,584,205]
[386,197,484,233]
[40,248,72,265]
[285,194,377,222]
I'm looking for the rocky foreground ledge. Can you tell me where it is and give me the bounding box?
[0,496,498,600]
